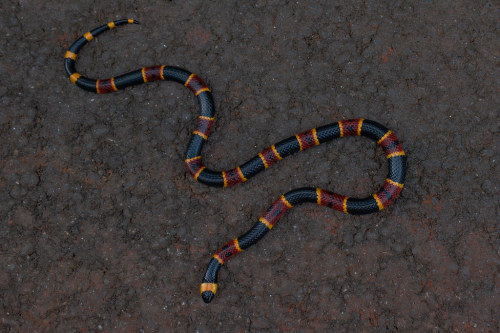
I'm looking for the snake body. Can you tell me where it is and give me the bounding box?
[65,20,407,304]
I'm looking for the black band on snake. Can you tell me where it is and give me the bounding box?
[65,20,407,304]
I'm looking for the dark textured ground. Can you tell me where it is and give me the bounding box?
[1,0,499,331]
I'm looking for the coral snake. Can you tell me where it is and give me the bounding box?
[64,19,407,304]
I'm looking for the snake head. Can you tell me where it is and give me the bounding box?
[201,290,215,303]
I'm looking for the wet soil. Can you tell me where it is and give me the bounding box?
[0,0,499,331]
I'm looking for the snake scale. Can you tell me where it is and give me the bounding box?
[64,19,407,303]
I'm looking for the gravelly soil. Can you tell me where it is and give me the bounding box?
[1,0,499,331]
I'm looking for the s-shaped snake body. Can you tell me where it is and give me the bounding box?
[64,19,407,303]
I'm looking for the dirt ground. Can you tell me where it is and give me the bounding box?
[0,0,498,331]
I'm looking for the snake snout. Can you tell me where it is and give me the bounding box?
[201,291,215,303]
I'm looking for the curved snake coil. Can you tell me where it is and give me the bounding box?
[64,19,407,304]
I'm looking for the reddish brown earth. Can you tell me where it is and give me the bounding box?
[0,1,498,331]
